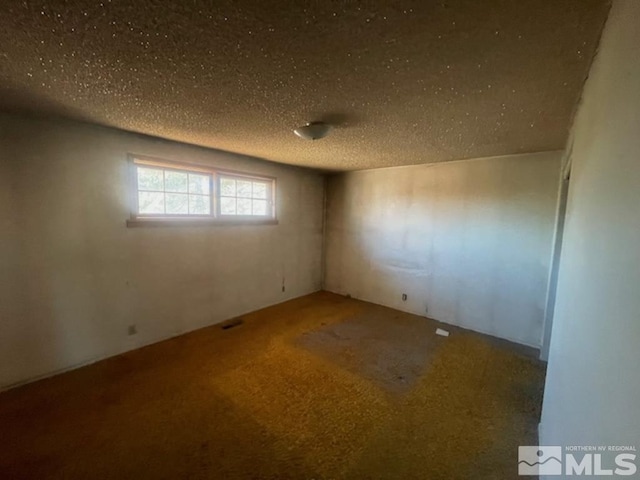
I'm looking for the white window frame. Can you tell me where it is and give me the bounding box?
[127,155,277,227]
[217,173,275,219]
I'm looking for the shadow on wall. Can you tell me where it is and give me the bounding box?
[0,111,324,390]
[0,117,71,387]
[0,82,95,124]
[0,120,130,386]
[324,153,562,348]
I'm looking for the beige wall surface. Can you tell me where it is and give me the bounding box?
[324,152,561,347]
[541,0,640,452]
[0,113,324,389]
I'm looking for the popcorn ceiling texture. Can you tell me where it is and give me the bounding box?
[0,0,610,170]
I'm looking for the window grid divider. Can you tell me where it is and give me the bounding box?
[129,155,277,224]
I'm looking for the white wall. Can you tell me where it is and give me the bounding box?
[541,0,640,450]
[324,152,561,347]
[0,127,20,375]
[0,113,324,389]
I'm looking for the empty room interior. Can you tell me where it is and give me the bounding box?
[1,1,638,479]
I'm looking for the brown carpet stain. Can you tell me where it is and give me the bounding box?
[0,292,545,479]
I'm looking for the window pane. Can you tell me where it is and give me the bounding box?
[220,197,236,215]
[189,174,210,195]
[220,178,236,196]
[133,159,274,220]
[237,198,251,215]
[138,191,165,214]
[166,193,188,214]
[252,199,268,216]
[165,171,188,193]
[252,182,267,199]
[189,195,210,214]
[137,167,164,191]
[237,180,252,198]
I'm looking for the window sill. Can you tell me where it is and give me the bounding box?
[126,218,279,228]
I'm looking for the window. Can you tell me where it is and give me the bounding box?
[129,156,276,225]
[136,166,212,216]
[219,175,272,216]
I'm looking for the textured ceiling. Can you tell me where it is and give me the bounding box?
[0,1,610,171]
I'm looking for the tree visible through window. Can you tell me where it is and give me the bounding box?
[219,176,271,216]
[130,156,276,223]
[137,166,212,215]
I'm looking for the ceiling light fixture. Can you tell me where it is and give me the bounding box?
[293,122,331,140]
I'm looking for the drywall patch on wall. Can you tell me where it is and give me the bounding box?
[0,113,324,389]
[324,152,562,347]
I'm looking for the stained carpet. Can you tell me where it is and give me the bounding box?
[0,292,545,479]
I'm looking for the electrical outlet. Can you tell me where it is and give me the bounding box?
[402,293,408,301]
[128,325,137,336]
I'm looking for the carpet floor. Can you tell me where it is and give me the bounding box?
[0,292,545,479]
